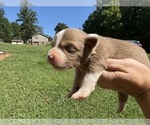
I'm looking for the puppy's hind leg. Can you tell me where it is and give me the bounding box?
[117,92,128,113]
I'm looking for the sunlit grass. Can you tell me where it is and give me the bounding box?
[0,43,144,118]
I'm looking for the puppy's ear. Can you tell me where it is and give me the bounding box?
[81,35,99,65]
[84,37,98,51]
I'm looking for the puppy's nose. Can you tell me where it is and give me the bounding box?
[49,55,54,59]
[48,54,54,62]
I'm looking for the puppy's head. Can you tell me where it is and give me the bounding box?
[47,28,99,70]
[47,28,87,70]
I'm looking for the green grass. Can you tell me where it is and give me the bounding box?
[0,43,144,119]
[148,54,150,58]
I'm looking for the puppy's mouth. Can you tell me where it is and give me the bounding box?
[50,62,73,70]
[51,64,67,70]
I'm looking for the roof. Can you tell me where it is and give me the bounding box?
[12,39,23,42]
[32,33,50,38]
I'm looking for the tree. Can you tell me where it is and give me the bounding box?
[83,6,122,38]
[96,0,120,8]
[120,7,150,52]
[11,22,21,39]
[0,8,5,40]
[35,25,43,34]
[83,5,150,52]
[17,0,38,43]
[0,7,4,17]
[101,7,122,37]
[54,23,68,34]
[82,9,104,34]
[83,0,122,37]
[0,8,12,42]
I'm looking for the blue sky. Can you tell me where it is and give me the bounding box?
[3,6,96,37]
[1,0,96,37]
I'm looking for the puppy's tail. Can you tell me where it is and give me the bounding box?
[117,92,128,113]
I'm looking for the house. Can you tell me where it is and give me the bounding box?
[31,33,50,46]
[11,39,24,45]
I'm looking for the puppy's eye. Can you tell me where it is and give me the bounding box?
[64,44,77,53]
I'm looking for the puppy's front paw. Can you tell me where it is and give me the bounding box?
[71,91,89,100]
[68,87,80,98]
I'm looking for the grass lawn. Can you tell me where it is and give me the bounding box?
[0,43,144,119]
[148,54,150,58]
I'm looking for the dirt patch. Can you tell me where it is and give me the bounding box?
[0,52,10,61]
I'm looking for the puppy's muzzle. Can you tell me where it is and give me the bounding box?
[47,48,68,69]
[47,48,57,64]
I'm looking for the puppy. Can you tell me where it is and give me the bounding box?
[47,28,150,113]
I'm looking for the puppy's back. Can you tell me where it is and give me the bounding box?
[98,36,150,68]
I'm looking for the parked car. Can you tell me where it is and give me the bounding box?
[126,40,142,47]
